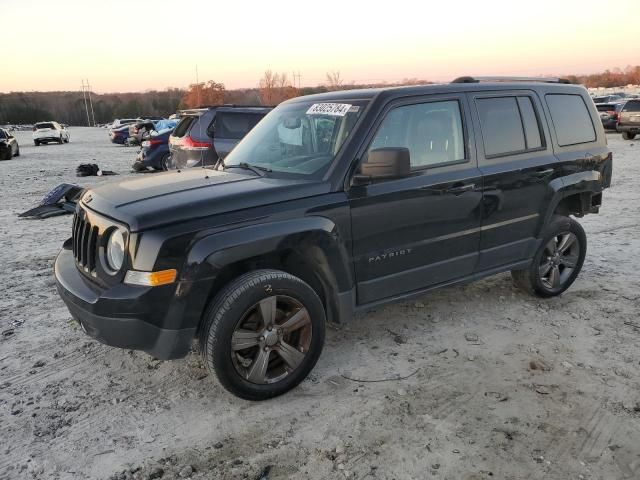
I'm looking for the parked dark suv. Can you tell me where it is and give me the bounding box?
[55,77,612,400]
[168,106,271,169]
[617,99,640,139]
[595,102,625,130]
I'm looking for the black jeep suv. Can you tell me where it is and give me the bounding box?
[55,77,612,400]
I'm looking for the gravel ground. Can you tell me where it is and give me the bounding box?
[1,127,639,480]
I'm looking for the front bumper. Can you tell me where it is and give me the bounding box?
[54,246,195,359]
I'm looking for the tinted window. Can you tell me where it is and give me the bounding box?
[172,116,196,138]
[213,113,264,139]
[546,94,596,146]
[35,122,55,129]
[596,104,614,112]
[623,100,640,112]
[476,97,525,156]
[592,97,608,103]
[369,100,465,169]
[517,97,543,149]
[0,130,6,139]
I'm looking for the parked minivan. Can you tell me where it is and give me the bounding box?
[168,106,271,169]
[55,77,612,400]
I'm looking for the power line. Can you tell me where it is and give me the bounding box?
[80,81,91,126]
[82,79,96,126]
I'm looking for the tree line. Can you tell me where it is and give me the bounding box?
[2,66,639,125]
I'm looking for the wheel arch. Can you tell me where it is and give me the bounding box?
[184,217,354,332]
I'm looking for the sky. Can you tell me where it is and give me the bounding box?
[3,0,639,93]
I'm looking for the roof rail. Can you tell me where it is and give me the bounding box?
[192,104,273,109]
[451,76,571,84]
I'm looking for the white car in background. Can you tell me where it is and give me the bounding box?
[32,122,70,145]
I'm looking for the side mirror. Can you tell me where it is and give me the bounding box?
[353,147,411,184]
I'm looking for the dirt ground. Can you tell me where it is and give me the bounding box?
[1,127,639,480]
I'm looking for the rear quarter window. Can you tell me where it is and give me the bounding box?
[212,113,264,139]
[546,94,596,146]
[172,116,196,138]
[622,101,640,112]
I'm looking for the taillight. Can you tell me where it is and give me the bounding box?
[182,136,211,151]
[149,139,163,146]
[33,126,36,131]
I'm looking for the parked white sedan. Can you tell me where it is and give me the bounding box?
[33,122,70,145]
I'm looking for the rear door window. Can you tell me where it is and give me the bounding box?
[476,97,526,156]
[517,97,543,150]
[545,94,596,146]
[213,113,264,139]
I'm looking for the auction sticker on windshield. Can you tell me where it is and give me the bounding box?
[306,103,352,116]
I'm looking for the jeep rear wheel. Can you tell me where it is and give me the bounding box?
[199,269,325,400]
[622,131,636,140]
[511,215,586,297]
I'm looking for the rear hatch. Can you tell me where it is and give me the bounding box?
[619,100,640,126]
[34,122,55,136]
[168,112,216,168]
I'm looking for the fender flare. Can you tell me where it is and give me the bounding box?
[539,171,602,235]
[183,215,354,307]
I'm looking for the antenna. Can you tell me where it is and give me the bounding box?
[196,64,200,106]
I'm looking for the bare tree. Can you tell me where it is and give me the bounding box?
[325,71,344,90]
[259,70,298,105]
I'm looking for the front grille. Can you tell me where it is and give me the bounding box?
[72,212,99,273]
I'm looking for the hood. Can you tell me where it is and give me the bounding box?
[83,168,330,231]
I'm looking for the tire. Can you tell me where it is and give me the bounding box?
[199,269,326,400]
[160,153,173,171]
[511,215,586,297]
[622,131,636,140]
[58,135,64,144]
[14,146,19,157]
[0,148,11,160]
[34,140,39,146]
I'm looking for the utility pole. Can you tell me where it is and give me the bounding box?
[196,65,200,106]
[83,79,96,126]
[80,81,91,126]
[292,71,302,89]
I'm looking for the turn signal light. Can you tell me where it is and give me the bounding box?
[124,269,177,286]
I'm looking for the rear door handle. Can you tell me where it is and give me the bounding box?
[534,168,554,177]
[446,183,475,195]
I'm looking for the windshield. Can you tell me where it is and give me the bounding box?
[222,100,368,178]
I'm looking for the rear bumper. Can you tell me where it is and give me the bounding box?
[135,146,168,170]
[54,246,195,359]
[34,136,61,142]
[617,124,640,134]
[169,146,217,169]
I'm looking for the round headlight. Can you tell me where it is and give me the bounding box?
[106,229,125,271]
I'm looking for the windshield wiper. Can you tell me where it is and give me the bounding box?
[220,159,271,177]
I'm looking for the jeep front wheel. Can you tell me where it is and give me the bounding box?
[511,215,586,297]
[199,269,326,400]
[622,131,636,140]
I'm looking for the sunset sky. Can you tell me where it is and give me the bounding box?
[3,0,639,93]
